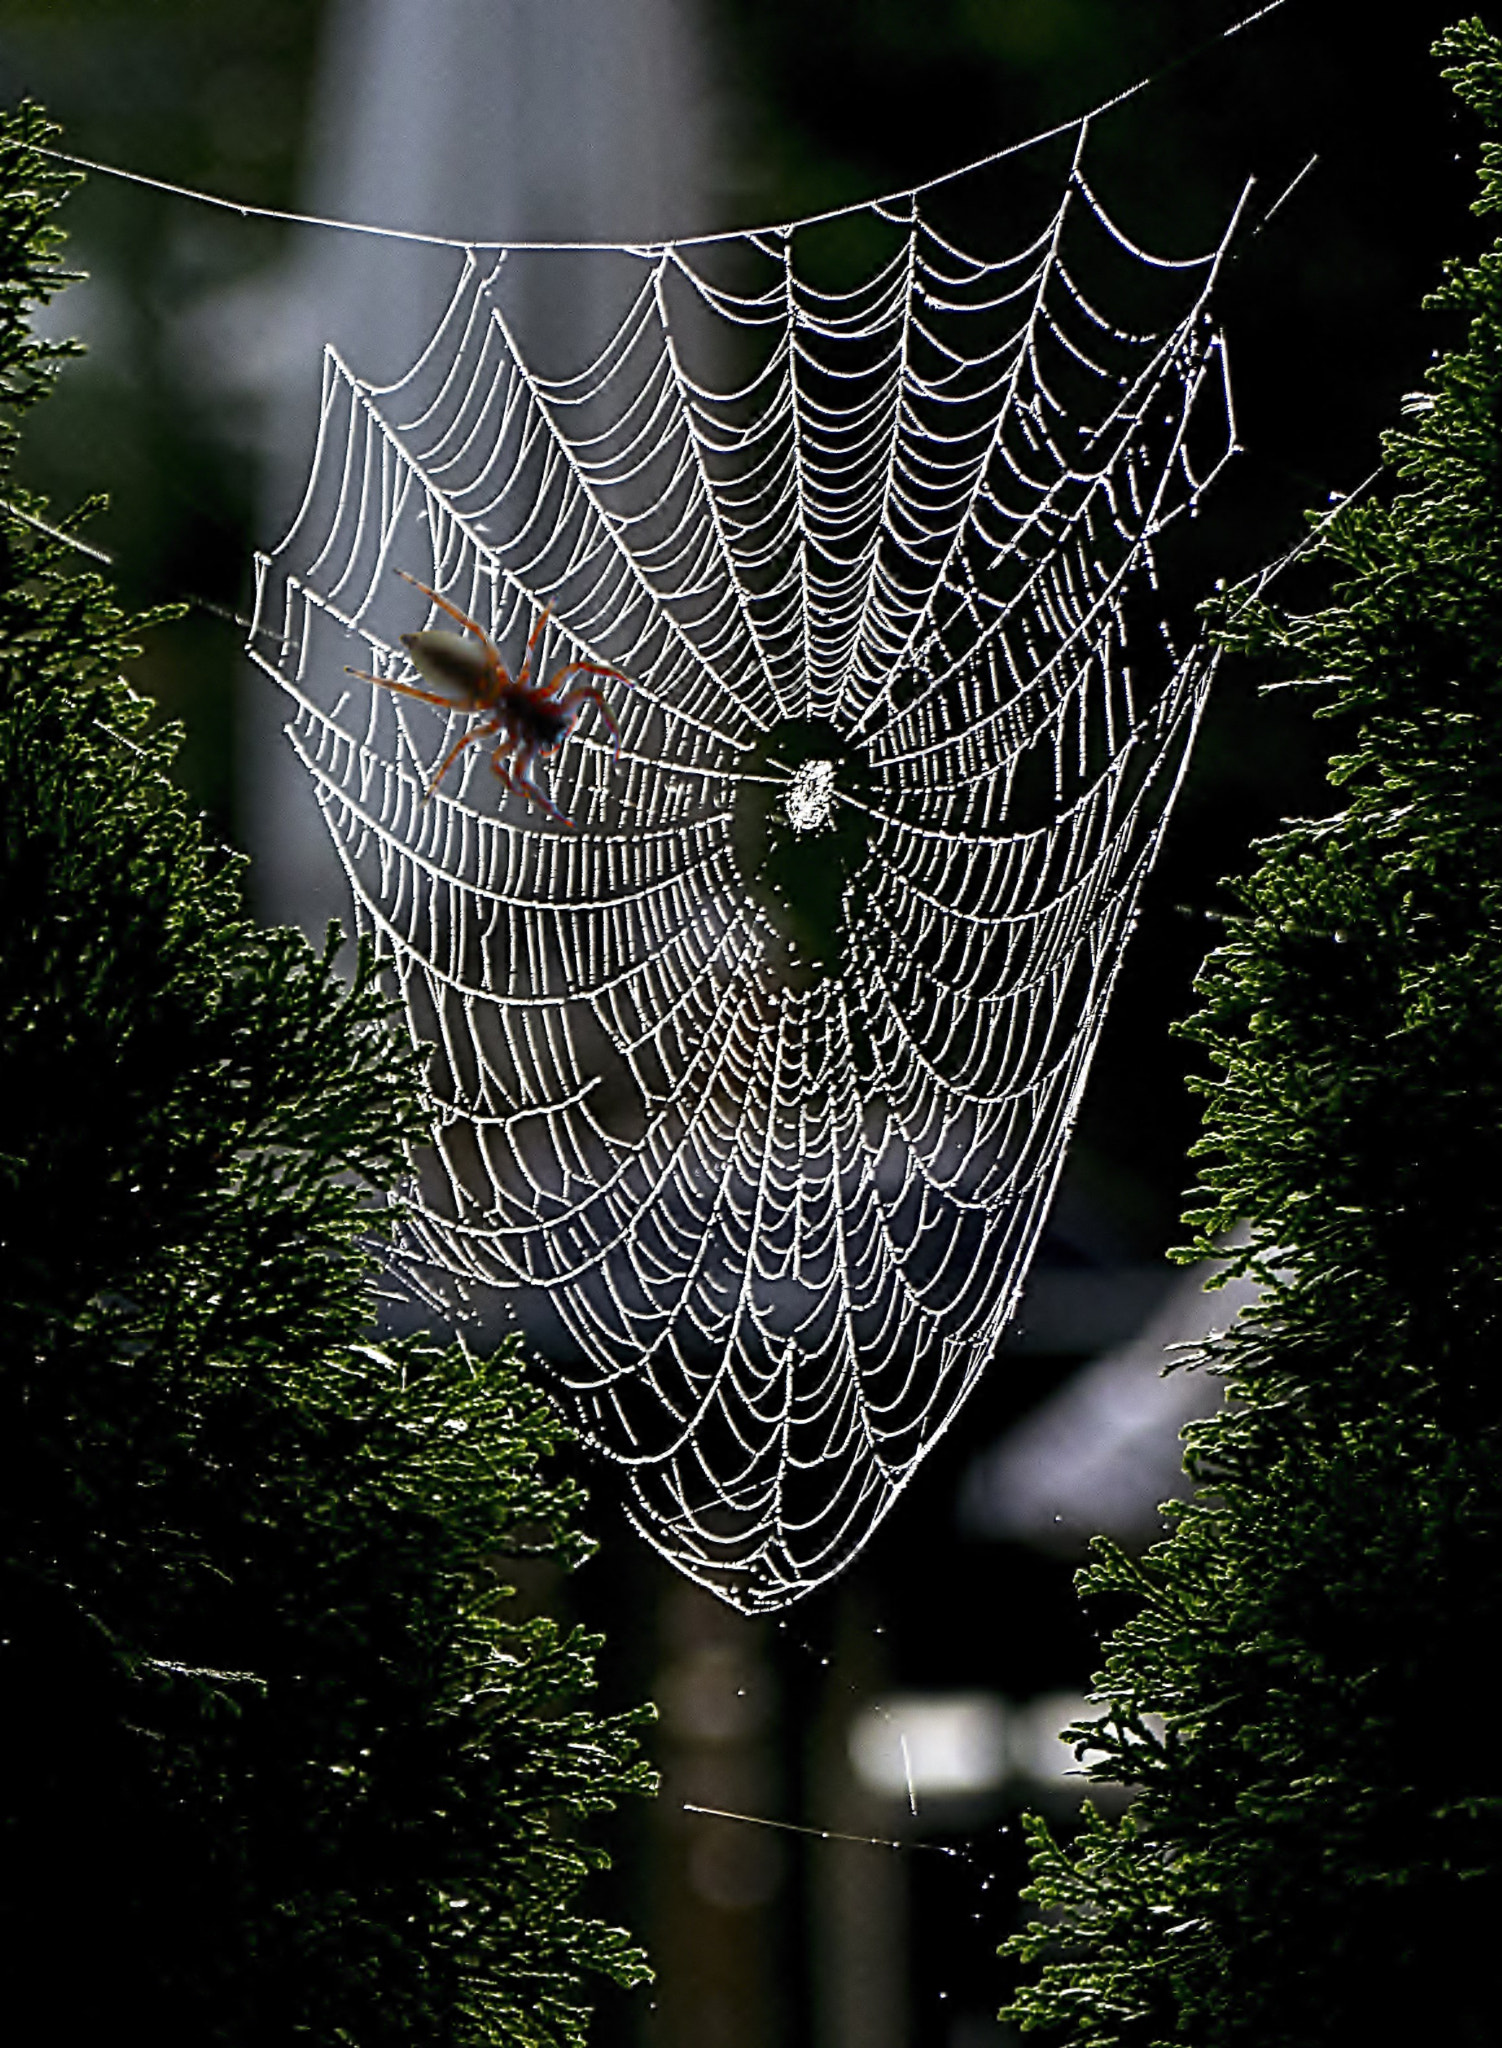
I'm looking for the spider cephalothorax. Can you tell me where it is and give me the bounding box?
[350,572,627,824]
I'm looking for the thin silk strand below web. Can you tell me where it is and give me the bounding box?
[251,118,1246,1609]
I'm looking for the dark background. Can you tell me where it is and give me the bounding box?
[0,2,1485,2042]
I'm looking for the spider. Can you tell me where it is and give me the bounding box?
[348,571,628,825]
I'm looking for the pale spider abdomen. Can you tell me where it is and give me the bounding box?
[401,627,492,700]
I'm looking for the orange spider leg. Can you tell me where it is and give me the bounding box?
[557,683,623,760]
[502,741,573,827]
[425,718,502,800]
[541,659,627,699]
[346,665,476,712]
[396,569,503,664]
[515,604,556,685]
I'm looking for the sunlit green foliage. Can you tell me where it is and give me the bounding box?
[0,103,651,2046]
[1002,22,1502,2044]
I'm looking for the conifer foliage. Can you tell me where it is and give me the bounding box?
[0,104,651,2047]
[1004,22,1502,2045]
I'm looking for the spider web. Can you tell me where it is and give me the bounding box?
[250,121,1246,1610]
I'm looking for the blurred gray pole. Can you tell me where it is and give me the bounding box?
[242,0,724,935]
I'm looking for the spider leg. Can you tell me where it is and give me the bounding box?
[541,659,628,700]
[485,739,515,783]
[556,684,622,761]
[425,720,498,800]
[347,665,473,712]
[487,748,527,811]
[506,741,573,827]
[514,605,555,688]
[396,569,502,662]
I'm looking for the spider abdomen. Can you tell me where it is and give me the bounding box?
[401,628,492,699]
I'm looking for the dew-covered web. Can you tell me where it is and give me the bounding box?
[250,121,1247,1610]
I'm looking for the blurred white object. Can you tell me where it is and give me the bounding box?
[959,1252,1263,1552]
[849,1695,1008,1800]
[849,1691,1113,1801]
[1003,1692,1100,1786]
